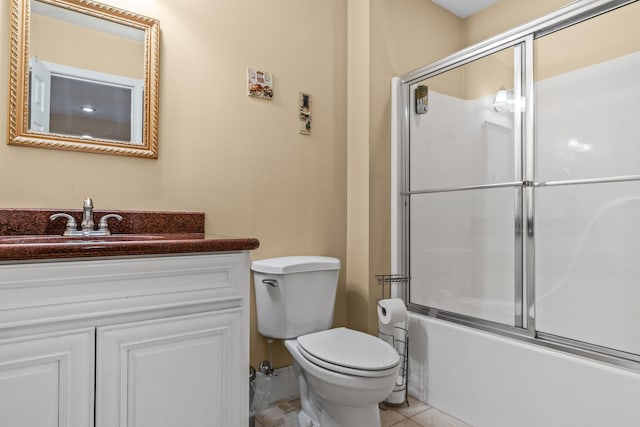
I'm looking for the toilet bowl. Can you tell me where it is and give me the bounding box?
[251,256,401,427]
[285,327,400,427]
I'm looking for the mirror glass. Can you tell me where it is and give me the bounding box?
[8,0,160,158]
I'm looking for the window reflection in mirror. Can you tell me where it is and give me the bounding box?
[30,58,144,143]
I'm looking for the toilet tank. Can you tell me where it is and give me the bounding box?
[251,256,340,339]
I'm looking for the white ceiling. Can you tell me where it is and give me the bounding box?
[431,0,499,18]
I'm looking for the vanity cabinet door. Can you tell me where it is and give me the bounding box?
[96,309,244,427]
[0,328,95,427]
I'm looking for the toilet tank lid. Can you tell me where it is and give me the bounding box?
[251,256,340,274]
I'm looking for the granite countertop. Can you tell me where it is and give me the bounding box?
[0,208,259,262]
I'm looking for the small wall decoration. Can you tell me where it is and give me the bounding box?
[299,92,312,135]
[247,68,274,99]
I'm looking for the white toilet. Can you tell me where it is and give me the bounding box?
[252,256,400,427]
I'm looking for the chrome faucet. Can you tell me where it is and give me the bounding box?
[81,197,95,234]
[50,198,123,237]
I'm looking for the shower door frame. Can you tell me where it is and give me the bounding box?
[392,0,640,371]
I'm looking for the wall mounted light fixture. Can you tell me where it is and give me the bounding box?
[493,89,525,113]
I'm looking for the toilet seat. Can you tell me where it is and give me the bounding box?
[296,327,400,378]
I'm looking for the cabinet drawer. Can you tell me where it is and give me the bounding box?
[0,252,249,330]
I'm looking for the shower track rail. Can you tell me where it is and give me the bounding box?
[536,175,640,187]
[401,181,525,195]
[403,175,640,196]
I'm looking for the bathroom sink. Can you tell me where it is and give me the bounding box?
[0,208,258,261]
[0,234,172,245]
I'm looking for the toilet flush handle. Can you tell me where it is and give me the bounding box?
[262,279,278,287]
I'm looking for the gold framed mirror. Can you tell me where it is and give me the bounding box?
[8,0,160,158]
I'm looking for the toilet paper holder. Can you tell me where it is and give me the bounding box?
[375,274,410,408]
[375,274,410,310]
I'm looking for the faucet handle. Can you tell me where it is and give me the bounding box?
[50,213,79,236]
[97,214,123,235]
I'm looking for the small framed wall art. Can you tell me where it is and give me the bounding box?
[299,92,311,135]
[247,68,274,99]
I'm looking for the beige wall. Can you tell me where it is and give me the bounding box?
[345,0,464,337]
[535,2,640,81]
[462,48,513,100]
[4,0,633,371]
[463,0,570,45]
[1,0,347,369]
[30,13,144,79]
[345,0,460,335]
[465,0,640,86]
[360,0,463,334]
[346,0,372,333]
[412,0,640,104]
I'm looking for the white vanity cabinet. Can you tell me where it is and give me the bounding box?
[0,328,95,427]
[96,310,243,427]
[0,252,250,427]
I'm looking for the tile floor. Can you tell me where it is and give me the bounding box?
[255,395,471,427]
[379,396,470,427]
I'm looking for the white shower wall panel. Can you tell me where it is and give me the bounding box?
[535,181,640,354]
[409,91,514,191]
[536,52,640,181]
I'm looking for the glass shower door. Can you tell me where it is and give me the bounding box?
[407,43,526,327]
[397,0,640,367]
[534,3,640,357]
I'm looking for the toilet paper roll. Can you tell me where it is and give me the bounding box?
[377,298,407,325]
[378,320,395,339]
[386,387,407,405]
[379,318,407,350]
